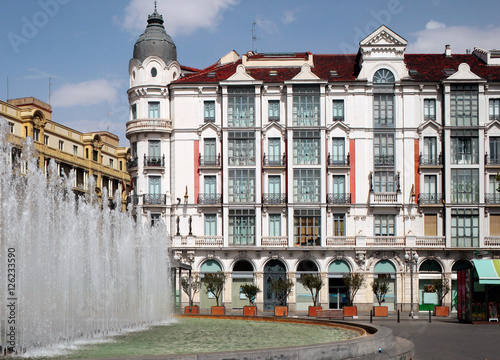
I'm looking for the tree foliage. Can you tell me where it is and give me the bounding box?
[181,274,200,306]
[431,274,451,306]
[270,278,294,306]
[298,274,324,307]
[240,284,261,306]
[372,279,390,306]
[342,272,366,307]
[202,271,226,307]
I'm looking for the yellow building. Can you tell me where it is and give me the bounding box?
[1,97,130,209]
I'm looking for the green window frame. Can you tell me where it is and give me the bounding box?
[374,215,395,236]
[269,214,281,237]
[293,169,321,203]
[333,100,344,121]
[293,130,320,165]
[292,85,320,126]
[204,101,215,122]
[268,100,280,122]
[205,214,217,236]
[228,169,255,203]
[229,209,255,245]
[228,87,255,127]
[148,101,160,118]
[451,169,479,203]
[451,209,479,247]
[450,85,478,126]
[228,131,255,166]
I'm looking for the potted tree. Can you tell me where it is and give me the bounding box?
[298,274,324,316]
[270,278,294,316]
[202,271,226,315]
[181,274,200,314]
[240,283,261,316]
[432,274,451,316]
[372,279,390,317]
[342,273,365,318]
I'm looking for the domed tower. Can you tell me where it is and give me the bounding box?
[126,4,180,228]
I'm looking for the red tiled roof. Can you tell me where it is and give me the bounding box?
[174,52,500,84]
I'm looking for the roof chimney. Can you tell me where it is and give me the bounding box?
[445,44,451,57]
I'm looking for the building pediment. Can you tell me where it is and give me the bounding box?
[418,119,442,134]
[262,121,286,137]
[292,64,320,81]
[197,122,221,138]
[326,121,351,135]
[445,63,482,81]
[226,64,256,81]
[486,119,500,132]
[360,25,407,48]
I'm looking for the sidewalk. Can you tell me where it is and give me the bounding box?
[340,312,500,360]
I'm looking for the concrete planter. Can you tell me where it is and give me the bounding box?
[274,305,288,317]
[308,306,322,317]
[211,306,225,315]
[243,305,257,316]
[343,306,358,317]
[433,306,449,316]
[184,305,199,314]
[373,306,388,317]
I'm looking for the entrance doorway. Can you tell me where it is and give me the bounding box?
[328,260,350,309]
[264,259,286,310]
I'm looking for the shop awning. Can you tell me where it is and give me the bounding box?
[473,260,500,285]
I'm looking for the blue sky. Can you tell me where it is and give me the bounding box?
[1,0,500,145]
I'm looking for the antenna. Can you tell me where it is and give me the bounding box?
[251,20,260,53]
[49,77,53,105]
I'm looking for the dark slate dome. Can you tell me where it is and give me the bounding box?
[133,6,177,64]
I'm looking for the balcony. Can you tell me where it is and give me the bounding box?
[370,192,400,206]
[127,157,139,170]
[262,193,286,205]
[419,154,443,167]
[327,153,350,167]
[261,236,288,247]
[263,154,286,167]
[485,154,500,167]
[143,193,167,206]
[126,118,172,137]
[327,193,351,205]
[199,154,221,168]
[326,236,356,246]
[127,194,139,205]
[144,155,165,168]
[197,193,222,205]
[418,193,443,205]
[374,154,394,167]
[366,236,405,247]
[416,236,446,247]
[485,193,500,205]
[195,236,223,247]
[484,237,500,247]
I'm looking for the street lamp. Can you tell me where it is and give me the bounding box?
[405,249,419,318]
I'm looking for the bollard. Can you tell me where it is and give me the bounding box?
[429,310,432,323]
[397,309,400,323]
[370,309,373,323]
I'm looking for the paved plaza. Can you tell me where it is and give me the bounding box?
[349,314,500,360]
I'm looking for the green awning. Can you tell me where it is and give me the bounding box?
[473,260,500,285]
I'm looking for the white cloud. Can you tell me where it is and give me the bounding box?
[408,21,500,53]
[281,9,297,25]
[120,0,238,36]
[51,79,118,107]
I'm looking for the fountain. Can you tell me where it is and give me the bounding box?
[0,120,172,356]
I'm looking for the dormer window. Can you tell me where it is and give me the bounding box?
[373,69,395,84]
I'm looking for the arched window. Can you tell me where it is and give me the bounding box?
[373,68,395,84]
[419,259,442,273]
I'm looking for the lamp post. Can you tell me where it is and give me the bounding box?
[405,249,419,319]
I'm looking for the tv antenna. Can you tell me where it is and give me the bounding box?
[251,20,260,52]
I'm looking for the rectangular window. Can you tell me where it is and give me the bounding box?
[424,99,436,121]
[451,136,479,164]
[423,137,438,165]
[374,215,396,236]
[44,135,49,145]
[203,138,217,164]
[490,215,500,236]
[487,175,500,204]
[148,101,160,118]
[374,133,394,166]
[332,176,346,202]
[269,214,281,237]
[373,94,394,127]
[450,85,478,126]
[204,100,215,122]
[151,214,161,227]
[333,100,344,121]
[109,159,114,168]
[131,104,137,120]
[424,214,437,236]
[490,99,500,120]
[374,171,395,193]
[73,145,78,156]
[451,209,479,247]
[489,137,500,164]
[149,176,161,194]
[293,130,320,165]
[424,175,437,197]
[267,138,281,165]
[33,128,40,142]
[229,209,255,245]
[205,214,217,236]
[268,100,280,122]
[228,87,255,127]
[228,169,255,203]
[228,131,255,166]
[333,214,345,236]
[293,169,321,203]
[330,138,345,165]
[203,176,217,204]
[131,142,137,158]
[148,140,161,158]
[8,122,14,133]
[293,85,320,126]
[59,140,64,151]
[294,209,321,246]
[451,169,479,203]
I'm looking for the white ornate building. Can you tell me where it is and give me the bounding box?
[126,8,500,314]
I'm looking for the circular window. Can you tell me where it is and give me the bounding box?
[151,67,157,77]
[373,68,395,84]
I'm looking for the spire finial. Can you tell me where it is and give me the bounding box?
[154,0,157,11]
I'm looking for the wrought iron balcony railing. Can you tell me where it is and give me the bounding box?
[199,154,221,167]
[262,193,286,205]
[485,193,500,204]
[485,154,500,165]
[419,154,442,166]
[197,193,222,205]
[127,157,138,169]
[143,193,167,205]
[374,154,394,167]
[327,193,351,204]
[144,155,165,167]
[418,193,443,205]
[263,154,286,167]
[328,153,350,166]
